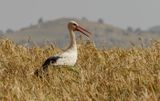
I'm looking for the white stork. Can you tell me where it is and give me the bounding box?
[34,21,92,76]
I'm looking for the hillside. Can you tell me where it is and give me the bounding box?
[148,25,160,33]
[4,18,160,48]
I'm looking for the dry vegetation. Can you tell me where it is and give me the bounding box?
[0,39,160,101]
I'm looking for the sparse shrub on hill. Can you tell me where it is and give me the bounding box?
[98,18,104,24]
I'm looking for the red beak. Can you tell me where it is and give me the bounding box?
[76,25,92,37]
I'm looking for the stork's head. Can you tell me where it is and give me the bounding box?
[68,21,92,37]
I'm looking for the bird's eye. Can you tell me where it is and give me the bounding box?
[73,23,77,26]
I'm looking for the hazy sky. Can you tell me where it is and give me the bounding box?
[0,0,160,31]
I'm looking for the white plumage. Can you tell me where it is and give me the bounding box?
[53,47,77,66]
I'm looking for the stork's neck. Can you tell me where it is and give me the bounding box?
[67,29,77,50]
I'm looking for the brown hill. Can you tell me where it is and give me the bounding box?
[5,18,160,48]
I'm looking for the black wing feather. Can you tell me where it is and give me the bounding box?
[42,56,61,71]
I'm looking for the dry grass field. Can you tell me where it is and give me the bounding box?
[0,39,160,101]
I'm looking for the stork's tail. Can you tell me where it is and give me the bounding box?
[34,67,48,78]
[34,61,50,78]
[34,56,61,77]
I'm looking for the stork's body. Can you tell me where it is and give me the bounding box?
[43,46,77,68]
[35,21,91,75]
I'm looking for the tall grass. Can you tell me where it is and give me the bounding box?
[0,39,160,101]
